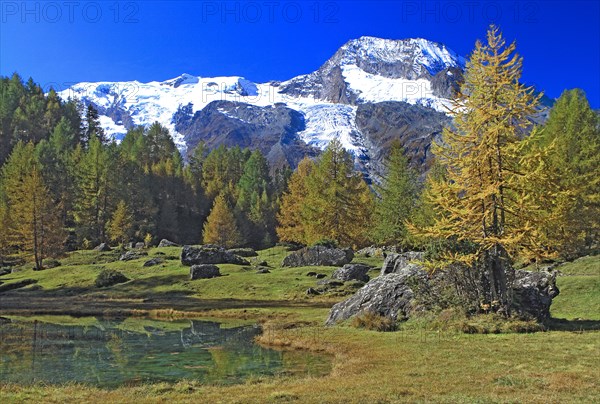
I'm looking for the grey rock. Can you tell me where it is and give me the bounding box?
[316,279,344,289]
[282,246,354,267]
[227,248,258,257]
[512,269,560,321]
[158,239,179,247]
[143,258,164,267]
[381,252,425,275]
[119,251,148,261]
[190,264,221,280]
[332,263,371,282]
[256,268,271,274]
[180,245,250,266]
[326,265,428,325]
[93,243,112,252]
[134,242,145,249]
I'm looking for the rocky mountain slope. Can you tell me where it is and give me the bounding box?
[57,36,465,178]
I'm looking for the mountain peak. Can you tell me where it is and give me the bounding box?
[338,36,465,77]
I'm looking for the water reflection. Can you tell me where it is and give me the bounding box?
[0,317,330,388]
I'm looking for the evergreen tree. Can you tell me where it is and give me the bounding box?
[83,104,105,145]
[202,193,242,248]
[520,89,600,259]
[413,26,542,313]
[236,150,275,247]
[73,135,112,245]
[372,142,419,247]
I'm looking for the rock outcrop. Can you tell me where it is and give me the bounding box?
[512,269,560,321]
[381,252,425,275]
[119,251,148,261]
[158,239,179,247]
[326,265,428,325]
[331,263,371,282]
[282,246,354,267]
[180,245,250,266]
[190,264,221,280]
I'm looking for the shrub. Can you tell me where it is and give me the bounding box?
[312,238,338,249]
[95,269,129,288]
[351,311,397,332]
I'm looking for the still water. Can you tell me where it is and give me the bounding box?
[0,317,330,388]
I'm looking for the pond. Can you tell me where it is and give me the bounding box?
[0,316,331,388]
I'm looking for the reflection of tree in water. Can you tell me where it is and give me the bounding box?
[0,318,329,387]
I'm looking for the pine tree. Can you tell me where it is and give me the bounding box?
[413,26,542,313]
[202,193,242,248]
[372,141,419,247]
[107,200,133,246]
[84,104,105,145]
[520,89,600,259]
[236,150,275,247]
[73,135,112,245]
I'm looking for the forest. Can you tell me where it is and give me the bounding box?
[0,28,598,280]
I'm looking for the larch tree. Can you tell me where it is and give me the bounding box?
[276,157,316,245]
[107,200,134,247]
[1,142,64,269]
[414,26,542,314]
[202,193,242,248]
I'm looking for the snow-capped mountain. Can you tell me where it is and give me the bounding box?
[57,36,463,177]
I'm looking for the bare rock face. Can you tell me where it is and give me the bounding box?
[158,239,179,247]
[93,243,112,252]
[331,264,371,282]
[226,248,258,257]
[281,246,354,267]
[326,265,428,325]
[190,264,221,280]
[512,269,560,321]
[119,250,148,261]
[181,245,250,266]
[381,252,425,275]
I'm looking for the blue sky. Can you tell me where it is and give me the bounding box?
[1,0,599,107]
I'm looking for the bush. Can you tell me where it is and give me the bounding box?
[95,269,129,288]
[351,311,397,332]
[312,239,338,249]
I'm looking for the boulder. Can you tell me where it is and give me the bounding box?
[381,252,425,275]
[282,246,354,267]
[316,279,344,289]
[332,263,371,282]
[326,265,428,325]
[134,242,146,249]
[227,248,258,257]
[119,251,148,261]
[143,258,164,267]
[512,269,560,321]
[190,264,221,280]
[93,243,112,252]
[356,245,398,257]
[256,268,271,274]
[181,245,250,266]
[158,239,179,248]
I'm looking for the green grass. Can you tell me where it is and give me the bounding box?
[1,250,599,403]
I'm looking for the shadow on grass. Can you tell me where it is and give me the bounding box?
[547,318,600,331]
